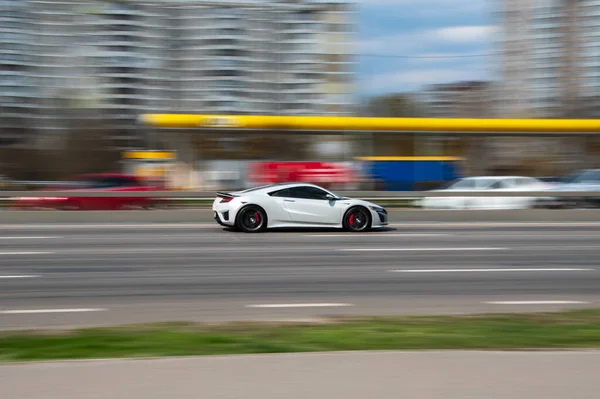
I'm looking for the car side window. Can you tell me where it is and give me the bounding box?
[87,179,112,189]
[89,177,138,189]
[516,178,532,187]
[289,186,330,200]
[269,188,290,197]
[489,180,506,190]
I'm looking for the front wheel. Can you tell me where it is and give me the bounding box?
[236,206,267,233]
[343,207,371,232]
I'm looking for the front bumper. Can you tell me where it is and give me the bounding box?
[371,208,389,226]
[536,196,600,209]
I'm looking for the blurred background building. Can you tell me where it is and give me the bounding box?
[497,0,600,119]
[0,0,355,152]
[0,0,36,147]
[416,81,493,118]
[2,0,600,187]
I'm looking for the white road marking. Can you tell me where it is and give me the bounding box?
[389,222,600,228]
[0,308,107,314]
[246,303,354,309]
[0,275,41,279]
[305,234,447,237]
[0,223,215,230]
[0,251,54,255]
[485,301,589,305]
[390,268,593,273]
[0,236,60,240]
[340,247,507,252]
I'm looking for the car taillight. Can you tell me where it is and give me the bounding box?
[219,196,233,203]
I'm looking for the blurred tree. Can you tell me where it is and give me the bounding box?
[362,94,423,117]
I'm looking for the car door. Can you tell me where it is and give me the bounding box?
[487,179,516,209]
[511,177,544,209]
[283,186,342,225]
[265,188,294,224]
[83,176,140,210]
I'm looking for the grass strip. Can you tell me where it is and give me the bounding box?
[2,309,600,362]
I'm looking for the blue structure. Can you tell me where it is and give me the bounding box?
[356,157,464,191]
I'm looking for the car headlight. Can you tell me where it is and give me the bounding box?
[369,205,386,213]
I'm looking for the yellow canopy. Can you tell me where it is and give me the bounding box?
[139,114,600,133]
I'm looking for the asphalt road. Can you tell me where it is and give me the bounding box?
[3,351,600,399]
[1,221,600,329]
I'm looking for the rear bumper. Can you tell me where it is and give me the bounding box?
[213,210,235,227]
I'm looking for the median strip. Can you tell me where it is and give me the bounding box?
[2,309,600,362]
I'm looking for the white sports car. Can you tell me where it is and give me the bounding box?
[212,183,388,233]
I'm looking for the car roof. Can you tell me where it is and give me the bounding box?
[73,173,138,179]
[461,176,533,180]
[240,182,327,194]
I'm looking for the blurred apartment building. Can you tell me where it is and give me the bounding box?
[492,0,600,175]
[498,0,600,118]
[416,81,493,118]
[0,0,354,150]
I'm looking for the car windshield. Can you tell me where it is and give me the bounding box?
[564,170,600,184]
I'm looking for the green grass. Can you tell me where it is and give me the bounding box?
[2,309,600,362]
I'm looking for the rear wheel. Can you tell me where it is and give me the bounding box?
[343,207,371,232]
[236,206,267,233]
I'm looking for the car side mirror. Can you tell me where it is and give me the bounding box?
[326,194,337,201]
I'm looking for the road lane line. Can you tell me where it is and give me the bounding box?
[340,247,507,252]
[0,223,216,229]
[389,222,600,228]
[391,268,593,273]
[305,234,447,237]
[246,303,353,309]
[0,275,41,279]
[0,308,107,314]
[485,301,589,305]
[0,236,60,240]
[0,251,54,255]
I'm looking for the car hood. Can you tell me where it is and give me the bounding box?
[426,188,482,193]
[548,183,600,191]
[348,198,385,209]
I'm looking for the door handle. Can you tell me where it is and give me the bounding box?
[284,199,295,202]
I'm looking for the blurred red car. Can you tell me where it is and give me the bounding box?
[12,173,164,211]
[248,161,358,189]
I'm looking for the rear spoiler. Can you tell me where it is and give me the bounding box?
[216,191,239,198]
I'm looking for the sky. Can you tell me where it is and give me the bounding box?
[355,0,496,97]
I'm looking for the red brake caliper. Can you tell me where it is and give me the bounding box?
[349,213,355,225]
[255,212,260,223]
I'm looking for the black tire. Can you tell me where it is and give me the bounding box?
[236,205,268,233]
[343,206,371,232]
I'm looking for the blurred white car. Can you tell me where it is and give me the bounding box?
[536,169,600,209]
[416,176,552,210]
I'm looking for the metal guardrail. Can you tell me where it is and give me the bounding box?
[0,191,599,198]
